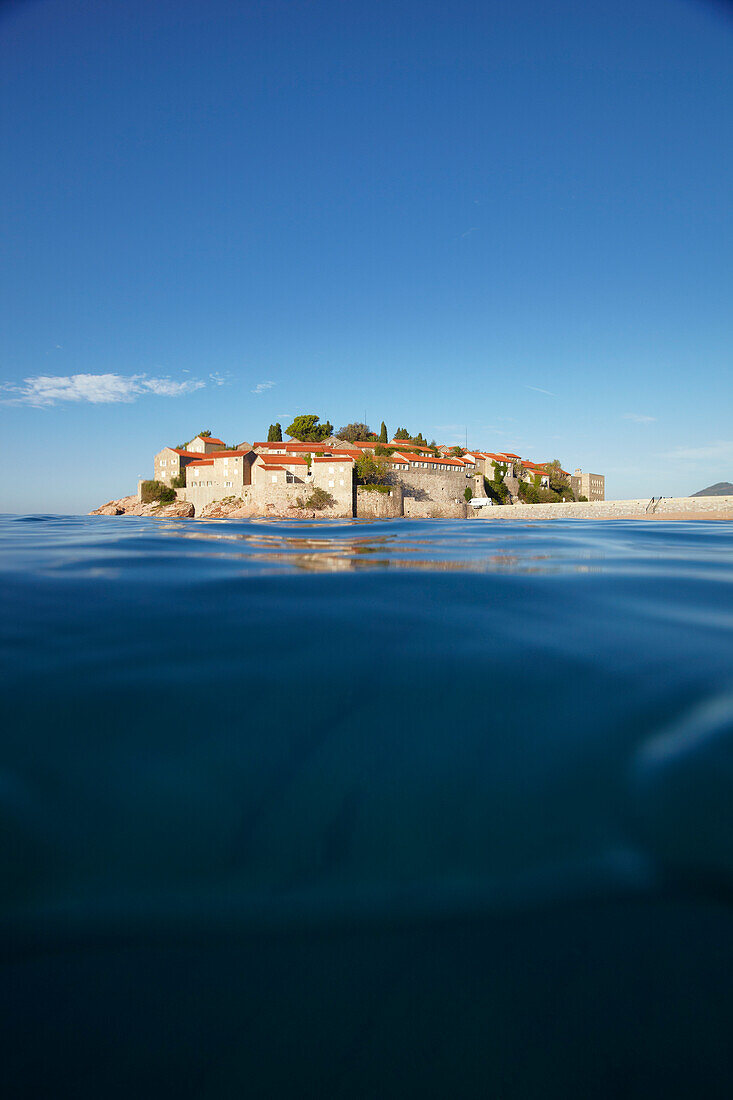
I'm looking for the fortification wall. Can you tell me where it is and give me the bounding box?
[403,499,468,519]
[356,485,403,518]
[469,496,733,520]
[399,468,469,505]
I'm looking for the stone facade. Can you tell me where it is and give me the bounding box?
[356,485,403,518]
[153,447,203,487]
[571,469,605,501]
[187,435,227,454]
[469,496,733,520]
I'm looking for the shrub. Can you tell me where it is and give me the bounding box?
[171,473,186,489]
[464,486,473,502]
[484,476,509,505]
[578,495,588,502]
[518,481,540,504]
[304,487,334,510]
[359,483,391,494]
[141,480,176,504]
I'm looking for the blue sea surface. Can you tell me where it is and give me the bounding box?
[1,514,733,1097]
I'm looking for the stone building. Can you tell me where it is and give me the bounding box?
[571,469,605,501]
[187,435,227,454]
[153,447,207,486]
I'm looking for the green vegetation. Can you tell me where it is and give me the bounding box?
[197,429,212,438]
[578,495,588,502]
[379,421,388,443]
[393,427,428,446]
[285,414,334,442]
[267,422,282,442]
[546,459,573,498]
[296,486,334,510]
[355,452,390,485]
[374,443,395,456]
[358,483,391,494]
[484,473,509,505]
[171,473,186,489]
[141,480,176,504]
[464,486,473,502]
[451,446,465,457]
[338,422,373,442]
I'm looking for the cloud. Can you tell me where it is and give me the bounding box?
[461,227,478,238]
[209,371,228,386]
[524,385,557,397]
[251,380,275,395]
[624,413,656,423]
[661,440,733,463]
[2,373,204,406]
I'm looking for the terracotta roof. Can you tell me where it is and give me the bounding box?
[312,456,355,463]
[263,465,285,471]
[191,436,225,446]
[204,450,251,459]
[187,459,214,468]
[171,449,208,459]
[257,454,309,466]
[397,452,466,467]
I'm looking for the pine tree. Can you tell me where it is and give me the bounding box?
[267,422,282,442]
[379,421,388,443]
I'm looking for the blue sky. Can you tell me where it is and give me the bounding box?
[1,0,731,511]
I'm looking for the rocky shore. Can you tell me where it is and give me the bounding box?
[90,495,331,520]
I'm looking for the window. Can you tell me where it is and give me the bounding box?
[328,480,334,487]
[339,479,344,486]
[271,475,277,483]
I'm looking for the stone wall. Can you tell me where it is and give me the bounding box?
[403,499,468,519]
[398,467,470,505]
[468,496,733,520]
[356,485,403,518]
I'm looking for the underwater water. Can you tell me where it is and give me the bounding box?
[1,513,733,1098]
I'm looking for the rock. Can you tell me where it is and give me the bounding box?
[89,496,194,518]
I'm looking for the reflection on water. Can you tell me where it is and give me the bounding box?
[1,514,733,1097]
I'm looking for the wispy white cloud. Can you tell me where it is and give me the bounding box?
[209,371,228,386]
[624,413,656,423]
[524,385,557,397]
[2,373,204,406]
[661,440,733,463]
[251,380,276,395]
[460,227,478,238]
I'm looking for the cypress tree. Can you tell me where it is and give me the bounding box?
[267,422,282,442]
[379,421,388,443]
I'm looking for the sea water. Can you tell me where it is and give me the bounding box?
[1,514,732,1098]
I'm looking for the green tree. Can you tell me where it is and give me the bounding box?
[394,427,411,440]
[197,429,212,438]
[464,486,473,502]
[379,421,388,443]
[451,446,465,457]
[285,414,334,442]
[546,459,572,497]
[267,422,282,442]
[338,422,372,442]
[355,452,390,485]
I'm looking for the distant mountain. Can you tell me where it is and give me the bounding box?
[691,482,733,497]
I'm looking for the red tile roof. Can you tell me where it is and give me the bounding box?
[171,449,208,459]
[397,452,466,467]
[312,456,356,463]
[187,459,214,468]
[192,436,225,445]
[257,454,309,465]
[204,450,251,458]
